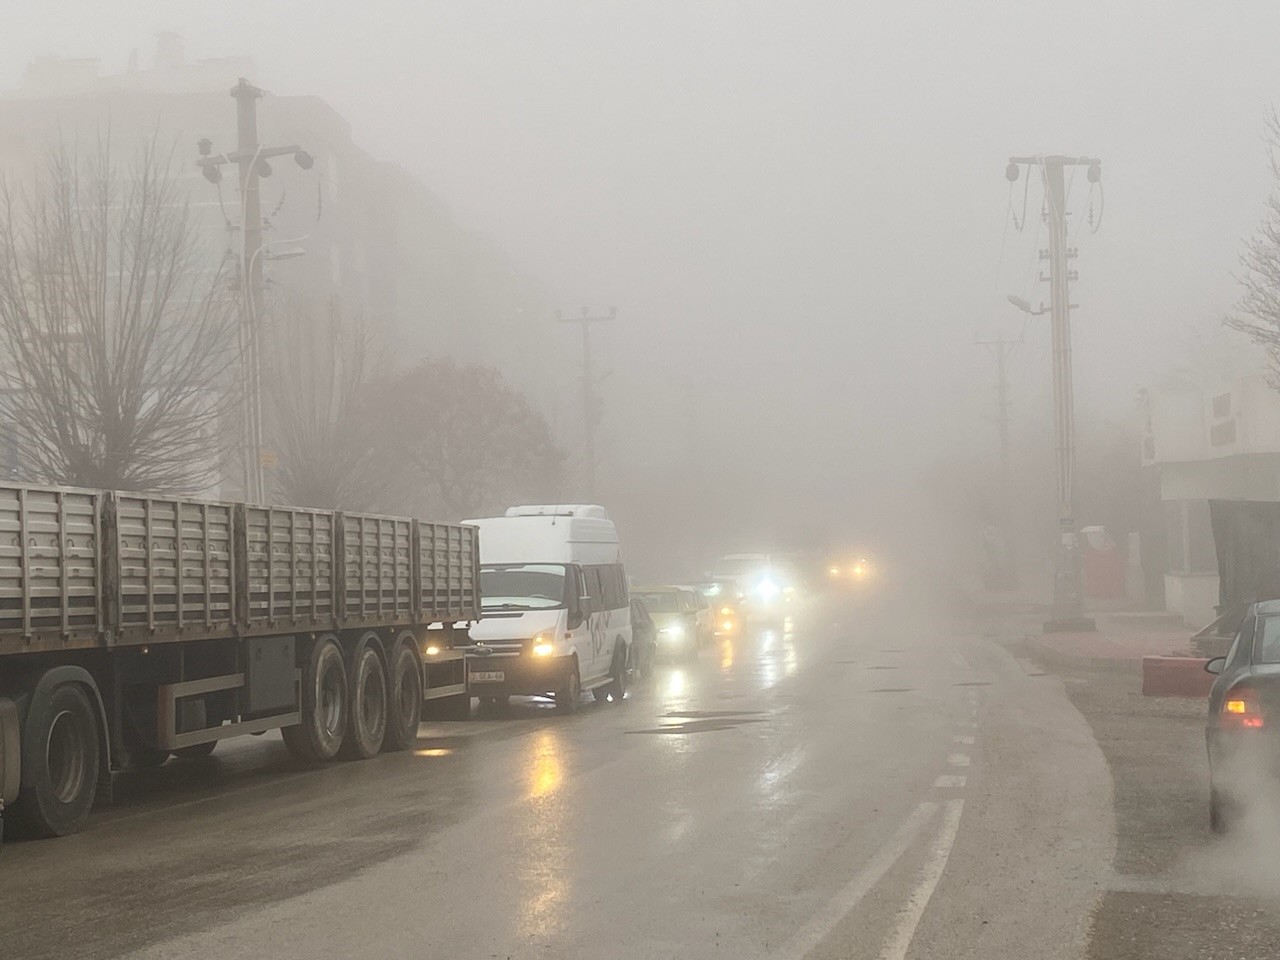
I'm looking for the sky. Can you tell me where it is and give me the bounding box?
[5,0,1280,562]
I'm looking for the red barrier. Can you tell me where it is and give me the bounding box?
[1141,656,1214,698]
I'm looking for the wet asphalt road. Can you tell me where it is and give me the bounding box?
[1,593,1114,960]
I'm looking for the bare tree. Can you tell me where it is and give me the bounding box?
[1230,112,1280,378]
[266,300,385,510]
[375,358,562,518]
[0,137,238,492]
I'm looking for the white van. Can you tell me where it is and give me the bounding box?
[463,505,632,712]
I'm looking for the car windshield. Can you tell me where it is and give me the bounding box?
[479,564,567,610]
[635,591,678,612]
[1257,615,1280,662]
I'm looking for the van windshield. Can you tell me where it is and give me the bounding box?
[480,564,568,610]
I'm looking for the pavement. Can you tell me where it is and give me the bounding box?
[3,590,1117,960]
[993,606,1280,958]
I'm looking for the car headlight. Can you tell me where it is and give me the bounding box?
[424,643,441,657]
[755,579,780,600]
[720,606,733,615]
[660,625,684,639]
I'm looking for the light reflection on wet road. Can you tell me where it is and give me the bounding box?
[1,593,1112,960]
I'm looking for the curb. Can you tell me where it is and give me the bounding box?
[1141,656,1213,698]
[1024,635,1143,675]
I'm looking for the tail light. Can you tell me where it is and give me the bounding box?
[1222,687,1265,730]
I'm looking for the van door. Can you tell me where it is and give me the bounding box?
[580,565,608,681]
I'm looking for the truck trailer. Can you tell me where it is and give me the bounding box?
[0,483,478,841]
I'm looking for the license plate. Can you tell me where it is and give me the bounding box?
[470,670,505,683]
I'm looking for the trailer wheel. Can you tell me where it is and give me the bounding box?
[14,682,101,838]
[340,636,389,760]
[282,636,348,762]
[382,635,423,753]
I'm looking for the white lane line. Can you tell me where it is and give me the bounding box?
[933,774,966,788]
[957,719,977,729]
[876,799,966,960]
[952,734,975,745]
[947,753,970,767]
[777,802,938,960]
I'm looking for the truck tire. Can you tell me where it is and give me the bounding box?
[13,682,101,838]
[282,636,348,762]
[339,637,389,760]
[173,742,217,761]
[382,636,423,753]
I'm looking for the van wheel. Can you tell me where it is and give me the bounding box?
[340,638,389,760]
[596,646,627,703]
[554,661,580,714]
[382,635,423,752]
[13,682,101,838]
[283,636,348,762]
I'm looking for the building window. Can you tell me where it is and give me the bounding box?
[1209,419,1236,447]
[1212,392,1232,418]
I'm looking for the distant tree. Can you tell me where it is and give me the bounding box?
[0,138,238,492]
[1229,111,1280,377]
[375,358,562,518]
[266,301,384,510]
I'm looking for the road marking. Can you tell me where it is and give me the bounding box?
[776,802,938,960]
[952,734,975,745]
[947,753,970,767]
[956,719,977,729]
[933,774,966,788]
[876,799,965,960]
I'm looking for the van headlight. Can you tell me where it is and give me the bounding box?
[660,625,684,640]
[531,634,555,657]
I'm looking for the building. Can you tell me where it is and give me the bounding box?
[0,38,567,495]
[1140,369,1280,626]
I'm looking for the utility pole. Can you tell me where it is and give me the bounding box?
[976,332,1020,589]
[1006,154,1101,631]
[556,307,616,499]
[197,78,314,504]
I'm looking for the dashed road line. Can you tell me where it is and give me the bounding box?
[933,774,966,789]
[876,799,966,960]
[776,802,939,960]
[947,753,970,767]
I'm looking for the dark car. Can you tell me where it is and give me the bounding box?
[1205,599,1280,831]
[630,597,658,678]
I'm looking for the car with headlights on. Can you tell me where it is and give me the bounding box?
[1204,599,1280,831]
[633,586,705,661]
[695,579,746,636]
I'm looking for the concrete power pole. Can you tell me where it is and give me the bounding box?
[976,333,1020,589]
[197,78,314,504]
[556,307,616,499]
[1006,154,1101,631]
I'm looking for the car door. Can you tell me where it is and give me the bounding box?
[1209,611,1255,720]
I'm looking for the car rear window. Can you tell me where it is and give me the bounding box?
[1256,615,1280,663]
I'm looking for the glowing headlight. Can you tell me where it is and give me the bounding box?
[755,579,780,600]
[424,643,441,657]
[829,566,840,576]
[660,625,684,639]
[531,635,554,657]
[720,606,733,615]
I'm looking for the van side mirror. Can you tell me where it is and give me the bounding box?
[1205,656,1226,675]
